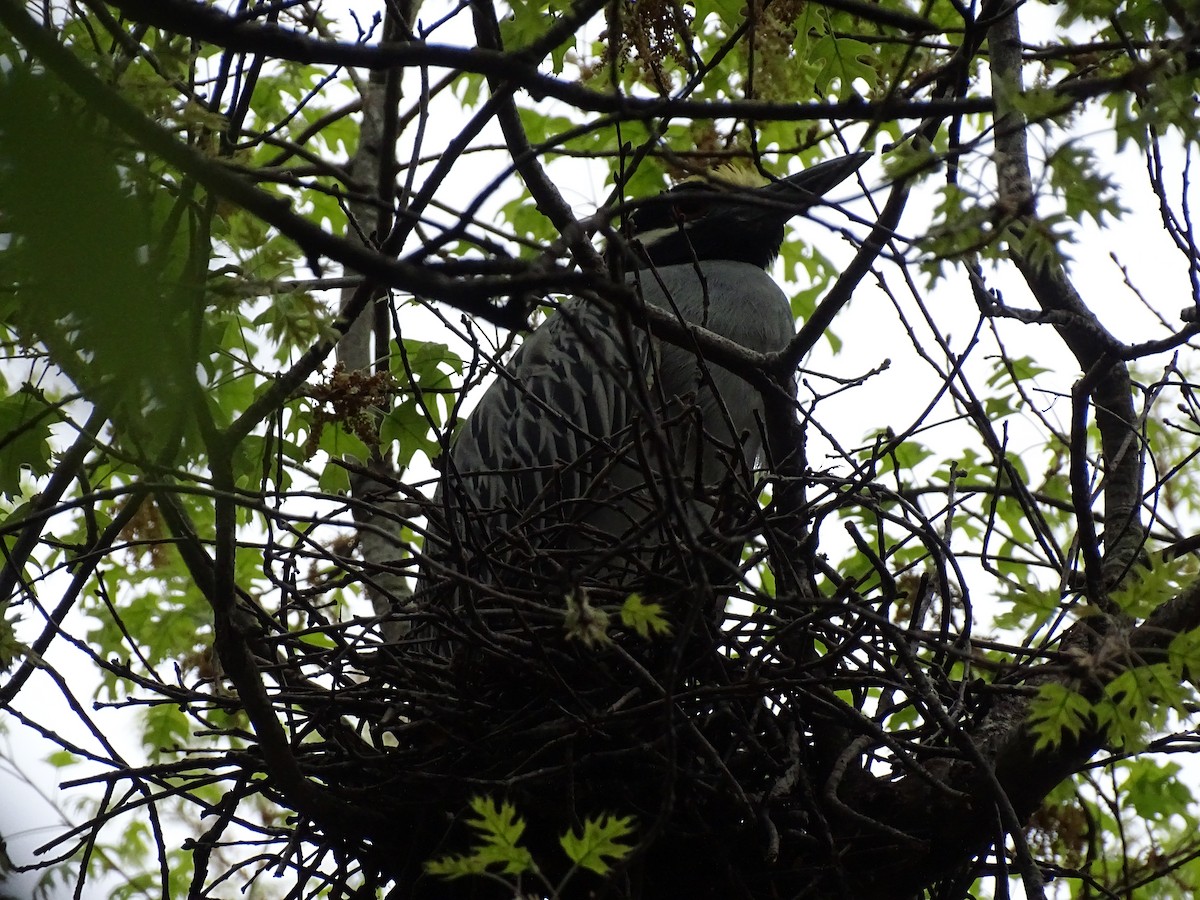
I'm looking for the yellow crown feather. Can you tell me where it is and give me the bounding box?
[678,161,771,190]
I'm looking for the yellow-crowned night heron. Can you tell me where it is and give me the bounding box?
[413,152,868,655]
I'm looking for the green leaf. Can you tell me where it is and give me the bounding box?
[380,404,441,468]
[318,460,351,494]
[886,439,933,473]
[499,191,556,248]
[983,395,1016,419]
[1109,554,1195,619]
[882,140,940,182]
[619,593,672,639]
[426,797,536,880]
[693,0,744,29]
[560,814,636,875]
[251,289,326,352]
[1095,665,1183,750]
[0,391,54,499]
[1028,683,1094,751]
[1045,143,1127,226]
[1168,627,1200,680]
[0,601,26,672]
[986,355,1052,389]
[45,750,77,769]
[0,72,193,427]
[316,424,371,466]
[918,184,993,279]
[809,33,876,94]
[142,704,192,761]
[1123,761,1192,823]
[385,339,464,466]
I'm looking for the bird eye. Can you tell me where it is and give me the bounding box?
[671,198,710,222]
[662,180,725,223]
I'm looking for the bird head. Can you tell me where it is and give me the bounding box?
[611,151,870,271]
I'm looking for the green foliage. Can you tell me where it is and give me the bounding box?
[499,189,557,250]
[559,814,636,875]
[881,140,941,183]
[142,704,193,762]
[1110,554,1198,619]
[875,438,933,477]
[1031,663,1192,754]
[1007,215,1076,272]
[46,750,77,768]
[1028,682,1095,751]
[620,593,672,638]
[1123,760,1195,826]
[808,31,877,95]
[246,65,329,131]
[1169,627,1200,680]
[0,390,54,499]
[691,0,744,31]
[425,797,537,879]
[1095,665,1186,751]
[500,0,576,72]
[0,72,193,437]
[992,584,1062,632]
[427,797,636,887]
[986,355,1051,389]
[1043,755,1200,900]
[4,0,1200,897]
[0,600,25,671]
[781,244,843,349]
[252,290,327,356]
[386,339,465,467]
[919,184,994,279]
[1045,143,1127,227]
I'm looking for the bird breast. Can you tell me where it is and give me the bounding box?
[637,260,794,471]
[426,259,794,592]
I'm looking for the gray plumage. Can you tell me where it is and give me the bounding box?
[413,153,868,650]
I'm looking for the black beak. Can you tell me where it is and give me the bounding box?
[614,150,870,270]
[760,150,872,216]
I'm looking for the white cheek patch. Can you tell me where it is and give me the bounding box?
[633,224,687,248]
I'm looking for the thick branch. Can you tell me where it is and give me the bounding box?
[337,5,417,628]
[100,0,1164,124]
[152,486,396,840]
[99,0,994,121]
[988,2,1145,589]
[835,572,1200,897]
